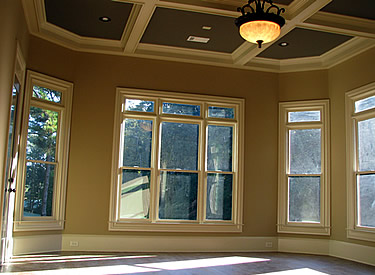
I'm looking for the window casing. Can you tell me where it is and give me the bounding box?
[109,88,244,232]
[278,100,330,235]
[346,82,375,242]
[14,71,73,231]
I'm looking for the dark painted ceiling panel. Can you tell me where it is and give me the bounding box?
[257,28,353,59]
[141,7,245,53]
[45,0,133,40]
[321,0,375,20]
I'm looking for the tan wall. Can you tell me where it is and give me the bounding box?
[0,0,29,231]
[26,36,279,237]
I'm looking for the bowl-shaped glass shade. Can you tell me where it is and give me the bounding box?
[239,20,281,44]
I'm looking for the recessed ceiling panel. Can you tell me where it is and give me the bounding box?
[321,0,375,20]
[140,7,244,53]
[45,0,133,40]
[257,28,353,60]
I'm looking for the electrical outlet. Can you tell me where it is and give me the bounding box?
[265,242,273,248]
[69,241,79,247]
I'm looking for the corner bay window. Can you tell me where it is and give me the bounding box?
[278,100,330,235]
[109,88,244,232]
[346,83,375,242]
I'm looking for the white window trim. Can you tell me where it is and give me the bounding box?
[278,100,330,235]
[14,71,73,231]
[109,88,244,232]
[346,82,375,242]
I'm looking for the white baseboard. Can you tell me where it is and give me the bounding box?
[61,235,278,253]
[12,234,375,266]
[13,234,62,255]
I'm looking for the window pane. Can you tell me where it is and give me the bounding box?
[24,162,55,217]
[162,102,201,116]
[32,85,61,103]
[288,176,320,223]
[206,173,232,220]
[160,122,199,170]
[120,170,150,219]
[125,99,154,112]
[123,119,152,168]
[358,118,375,172]
[208,106,234,119]
[159,172,198,220]
[289,129,321,174]
[355,95,375,113]
[288,111,321,123]
[357,174,375,228]
[207,125,232,172]
[26,107,59,162]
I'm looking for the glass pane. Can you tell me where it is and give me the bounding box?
[159,172,198,220]
[288,111,321,123]
[32,85,61,103]
[358,118,375,171]
[120,170,150,219]
[207,125,232,172]
[26,107,59,162]
[288,176,320,223]
[162,102,201,116]
[355,95,375,113]
[123,119,152,168]
[160,122,199,170]
[24,162,55,217]
[208,106,234,119]
[125,99,154,112]
[357,174,375,228]
[206,173,232,220]
[289,129,321,174]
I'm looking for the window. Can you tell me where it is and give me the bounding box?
[278,100,330,235]
[14,71,73,231]
[346,82,375,242]
[109,88,244,232]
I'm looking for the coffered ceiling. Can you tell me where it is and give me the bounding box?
[22,0,375,72]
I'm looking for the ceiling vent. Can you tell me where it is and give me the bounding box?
[187,36,210,43]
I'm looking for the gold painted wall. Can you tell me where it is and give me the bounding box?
[0,0,29,231]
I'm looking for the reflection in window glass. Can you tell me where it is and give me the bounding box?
[24,162,55,217]
[123,119,152,168]
[32,86,61,103]
[125,99,154,112]
[357,174,375,228]
[208,106,234,119]
[207,125,232,172]
[120,170,150,219]
[159,172,198,220]
[26,107,59,162]
[162,102,201,116]
[288,176,320,223]
[206,173,232,220]
[358,118,375,172]
[160,122,199,170]
[288,111,321,123]
[289,129,321,174]
[355,96,375,113]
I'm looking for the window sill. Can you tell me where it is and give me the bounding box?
[347,228,375,242]
[109,221,242,233]
[277,223,330,235]
[13,219,65,231]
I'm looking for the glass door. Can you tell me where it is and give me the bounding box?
[1,77,22,264]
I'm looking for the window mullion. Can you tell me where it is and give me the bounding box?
[150,113,161,223]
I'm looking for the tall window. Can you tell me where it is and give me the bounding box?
[278,100,330,235]
[109,88,244,232]
[346,82,375,242]
[14,71,73,231]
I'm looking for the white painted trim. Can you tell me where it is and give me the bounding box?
[330,240,375,266]
[278,237,330,255]
[13,234,62,255]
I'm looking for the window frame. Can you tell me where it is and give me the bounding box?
[14,71,73,231]
[109,88,244,232]
[278,100,330,235]
[346,82,375,242]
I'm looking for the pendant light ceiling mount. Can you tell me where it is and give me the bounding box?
[235,0,286,48]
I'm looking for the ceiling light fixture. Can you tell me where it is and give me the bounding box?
[235,0,285,48]
[278,41,289,47]
[99,16,111,23]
